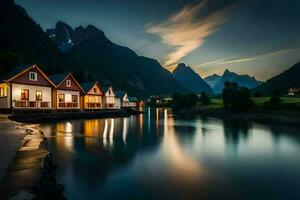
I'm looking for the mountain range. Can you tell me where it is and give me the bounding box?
[0,0,187,97]
[204,69,262,94]
[172,63,213,94]
[253,62,300,95]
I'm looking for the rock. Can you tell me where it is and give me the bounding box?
[9,190,36,200]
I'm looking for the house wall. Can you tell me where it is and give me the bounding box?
[84,95,102,109]
[56,90,80,109]
[11,83,52,108]
[57,74,82,91]
[115,98,121,109]
[0,83,10,108]
[10,67,53,87]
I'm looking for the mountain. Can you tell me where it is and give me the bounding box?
[204,69,262,94]
[0,0,61,68]
[50,22,188,96]
[172,63,213,94]
[253,62,300,95]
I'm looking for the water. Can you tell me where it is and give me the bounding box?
[39,108,300,200]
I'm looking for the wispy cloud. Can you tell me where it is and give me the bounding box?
[147,0,233,69]
[200,48,298,66]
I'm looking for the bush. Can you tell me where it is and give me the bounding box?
[269,90,282,105]
[200,92,210,105]
[222,82,253,111]
[172,93,199,112]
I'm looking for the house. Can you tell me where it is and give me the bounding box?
[49,73,84,109]
[115,91,129,108]
[81,81,104,109]
[128,97,138,107]
[288,88,300,96]
[0,64,55,110]
[101,85,116,109]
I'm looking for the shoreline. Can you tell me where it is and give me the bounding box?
[175,106,300,127]
[8,108,143,123]
[0,123,66,199]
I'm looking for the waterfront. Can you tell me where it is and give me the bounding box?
[39,108,300,200]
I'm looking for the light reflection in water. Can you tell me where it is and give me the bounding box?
[122,118,128,144]
[109,119,114,147]
[162,109,204,185]
[103,119,108,139]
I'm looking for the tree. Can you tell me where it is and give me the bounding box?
[222,82,253,111]
[269,90,282,105]
[200,92,210,105]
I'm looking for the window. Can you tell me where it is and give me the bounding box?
[36,90,42,101]
[29,72,37,81]
[93,88,97,93]
[58,94,65,102]
[21,89,29,100]
[108,88,111,95]
[66,80,71,87]
[0,87,7,97]
[72,95,78,103]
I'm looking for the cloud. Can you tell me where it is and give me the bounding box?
[147,0,233,68]
[200,48,299,66]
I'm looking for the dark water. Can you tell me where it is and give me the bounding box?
[39,108,300,200]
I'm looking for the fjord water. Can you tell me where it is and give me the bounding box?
[39,108,300,200]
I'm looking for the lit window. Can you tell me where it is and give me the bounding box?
[36,90,42,101]
[58,94,65,102]
[72,95,78,102]
[66,80,71,87]
[29,72,37,81]
[21,89,29,100]
[0,87,7,97]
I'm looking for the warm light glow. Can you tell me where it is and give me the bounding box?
[122,118,128,144]
[103,119,108,139]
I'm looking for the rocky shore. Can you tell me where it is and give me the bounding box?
[175,105,300,127]
[0,127,65,200]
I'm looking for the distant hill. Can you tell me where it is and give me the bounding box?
[0,0,61,70]
[48,22,188,96]
[253,62,300,95]
[172,63,213,94]
[204,69,262,94]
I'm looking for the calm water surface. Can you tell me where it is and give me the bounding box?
[39,108,300,200]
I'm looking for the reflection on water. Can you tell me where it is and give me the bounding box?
[39,108,300,200]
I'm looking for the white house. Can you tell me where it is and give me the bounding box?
[0,64,55,110]
[101,86,116,109]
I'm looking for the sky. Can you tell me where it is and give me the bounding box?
[16,0,300,81]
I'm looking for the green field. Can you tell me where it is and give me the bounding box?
[210,97,300,109]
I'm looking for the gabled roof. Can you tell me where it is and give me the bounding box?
[81,81,104,94]
[49,72,85,93]
[128,97,138,102]
[101,85,111,93]
[115,91,127,98]
[1,64,56,87]
[48,73,70,85]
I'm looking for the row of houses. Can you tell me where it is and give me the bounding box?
[0,64,139,111]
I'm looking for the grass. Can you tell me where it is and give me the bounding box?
[210,97,300,109]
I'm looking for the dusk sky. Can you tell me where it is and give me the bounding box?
[16,0,300,80]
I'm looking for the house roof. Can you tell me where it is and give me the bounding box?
[0,64,32,81]
[101,85,111,93]
[48,73,70,85]
[115,91,127,98]
[1,64,56,87]
[128,97,138,102]
[80,81,104,94]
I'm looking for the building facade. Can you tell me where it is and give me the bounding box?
[50,73,84,109]
[102,86,116,109]
[82,81,104,109]
[0,64,55,110]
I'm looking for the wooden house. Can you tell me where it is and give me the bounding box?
[49,73,84,109]
[128,97,138,107]
[81,81,104,109]
[0,64,55,110]
[115,91,129,108]
[101,86,116,109]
